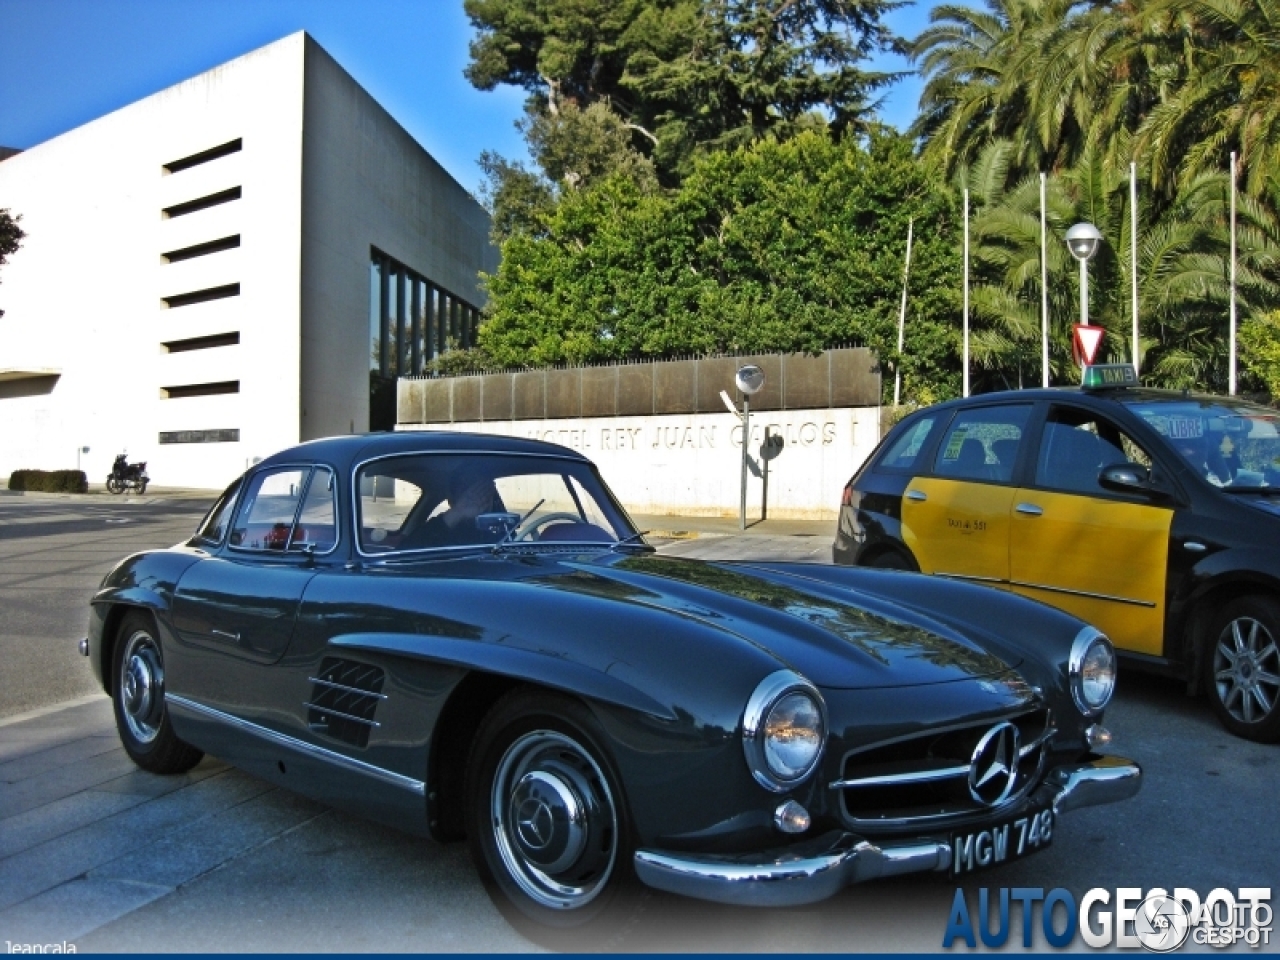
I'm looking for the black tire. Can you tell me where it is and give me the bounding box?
[1204,596,1280,743]
[135,479,148,495]
[866,549,915,572]
[111,611,203,773]
[465,689,648,947]
[106,475,124,494]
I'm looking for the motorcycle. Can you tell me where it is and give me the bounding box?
[107,454,149,495]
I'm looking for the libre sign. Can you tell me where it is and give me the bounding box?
[1072,324,1105,367]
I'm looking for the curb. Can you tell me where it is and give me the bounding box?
[0,693,106,728]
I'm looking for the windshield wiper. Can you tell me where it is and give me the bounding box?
[492,499,545,552]
[611,529,653,551]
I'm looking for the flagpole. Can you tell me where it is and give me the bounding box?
[963,190,970,398]
[894,218,914,407]
[1040,173,1050,387]
[1229,151,1238,395]
[1130,162,1140,375]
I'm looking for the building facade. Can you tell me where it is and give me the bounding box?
[0,32,496,489]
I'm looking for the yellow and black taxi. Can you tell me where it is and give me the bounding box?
[834,365,1280,743]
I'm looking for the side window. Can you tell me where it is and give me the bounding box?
[1036,407,1154,495]
[293,468,337,552]
[877,416,938,472]
[230,468,307,551]
[933,405,1031,483]
[194,478,242,544]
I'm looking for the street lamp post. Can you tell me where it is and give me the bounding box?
[734,365,765,531]
[1065,222,1103,327]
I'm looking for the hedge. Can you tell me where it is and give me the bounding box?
[7,469,89,493]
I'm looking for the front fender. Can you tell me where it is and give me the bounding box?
[329,631,676,721]
[1181,546,1280,605]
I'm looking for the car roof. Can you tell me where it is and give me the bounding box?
[255,431,591,475]
[914,385,1219,416]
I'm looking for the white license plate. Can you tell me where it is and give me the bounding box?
[950,807,1054,876]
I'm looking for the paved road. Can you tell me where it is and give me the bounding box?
[0,496,1275,952]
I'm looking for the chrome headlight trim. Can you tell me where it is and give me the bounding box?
[742,670,827,793]
[1069,627,1116,717]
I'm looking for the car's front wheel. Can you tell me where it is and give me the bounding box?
[111,611,203,773]
[1205,596,1280,743]
[466,689,647,945]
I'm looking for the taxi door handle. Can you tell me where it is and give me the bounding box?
[1015,503,1044,516]
[906,489,927,502]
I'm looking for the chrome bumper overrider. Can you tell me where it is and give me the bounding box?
[633,754,1141,907]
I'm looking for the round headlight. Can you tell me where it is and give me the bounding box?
[743,671,827,792]
[1070,628,1116,716]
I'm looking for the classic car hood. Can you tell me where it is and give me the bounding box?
[531,552,1013,690]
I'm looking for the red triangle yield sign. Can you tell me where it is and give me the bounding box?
[1073,324,1105,366]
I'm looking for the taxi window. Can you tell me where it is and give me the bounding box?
[1036,408,1153,495]
[877,415,939,472]
[933,405,1031,482]
[1128,398,1280,489]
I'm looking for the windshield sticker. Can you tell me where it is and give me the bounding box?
[1164,416,1204,439]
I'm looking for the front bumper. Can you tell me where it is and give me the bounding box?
[633,754,1141,907]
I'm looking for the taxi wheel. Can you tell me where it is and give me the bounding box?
[866,549,916,572]
[1204,596,1280,743]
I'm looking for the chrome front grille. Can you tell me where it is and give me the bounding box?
[832,710,1053,832]
[306,658,387,749]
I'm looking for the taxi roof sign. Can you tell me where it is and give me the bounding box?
[1081,363,1138,389]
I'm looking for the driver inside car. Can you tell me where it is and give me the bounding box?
[409,468,504,548]
[1173,431,1236,487]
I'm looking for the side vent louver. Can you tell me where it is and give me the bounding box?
[306,658,387,748]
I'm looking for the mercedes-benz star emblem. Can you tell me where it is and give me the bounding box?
[516,797,554,850]
[968,721,1021,807]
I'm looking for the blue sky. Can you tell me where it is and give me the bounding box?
[0,0,934,198]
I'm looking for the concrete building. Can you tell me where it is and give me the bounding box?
[0,32,496,489]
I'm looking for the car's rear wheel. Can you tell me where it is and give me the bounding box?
[866,549,916,571]
[1205,596,1280,743]
[466,689,647,946]
[112,611,203,773]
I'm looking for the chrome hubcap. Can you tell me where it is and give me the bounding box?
[491,730,617,910]
[120,630,164,744]
[1214,616,1280,725]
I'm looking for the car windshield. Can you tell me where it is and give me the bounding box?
[356,453,638,553]
[1125,397,1280,490]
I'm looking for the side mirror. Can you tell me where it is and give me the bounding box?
[476,511,520,536]
[1098,463,1171,501]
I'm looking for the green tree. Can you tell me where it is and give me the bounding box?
[478,130,961,403]
[466,0,904,189]
[0,208,25,320]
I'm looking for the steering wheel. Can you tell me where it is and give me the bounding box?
[519,512,584,541]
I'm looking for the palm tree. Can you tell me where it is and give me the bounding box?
[1138,0,1280,200]
[961,141,1280,392]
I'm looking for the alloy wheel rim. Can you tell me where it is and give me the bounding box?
[120,630,165,744]
[490,730,618,910]
[1214,616,1280,725]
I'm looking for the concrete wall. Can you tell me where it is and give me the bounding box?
[399,407,880,520]
[397,350,883,517]
[298,38,496,441]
